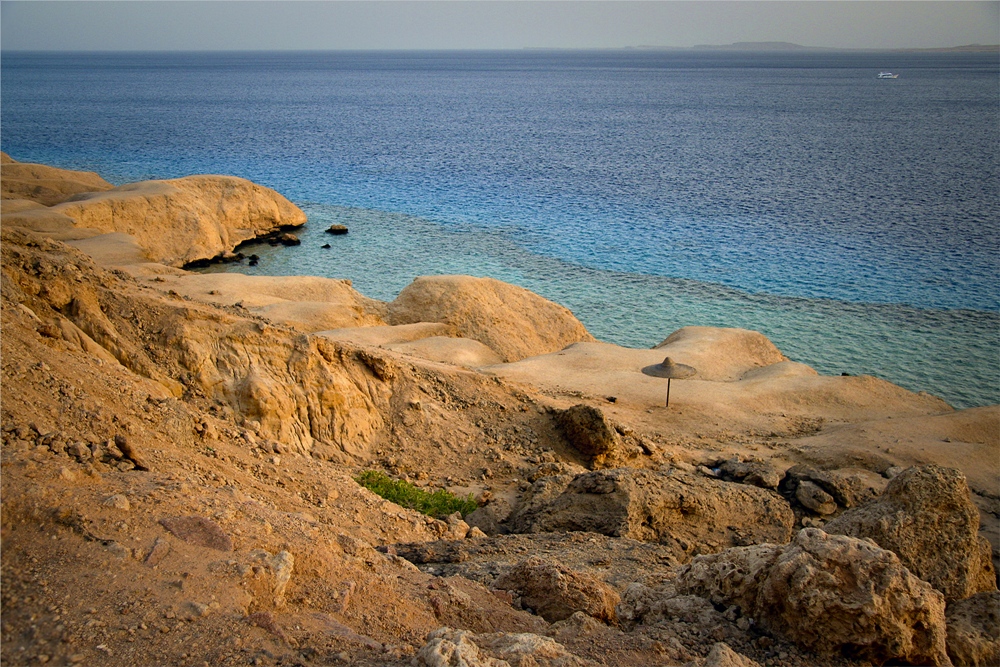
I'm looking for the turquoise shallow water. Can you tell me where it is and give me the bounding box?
[3,50,997,408]
[205,203,999,410]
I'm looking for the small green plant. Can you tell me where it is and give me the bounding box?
[354,470,477,519]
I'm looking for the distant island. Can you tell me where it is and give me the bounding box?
[630,41,1000,53]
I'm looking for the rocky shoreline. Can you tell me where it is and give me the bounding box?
[1,154,997,667]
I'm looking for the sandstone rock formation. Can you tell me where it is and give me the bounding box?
[654,326,787,381]
[511,467,794,559]
[825,465,996,601]
[1,152,114,205]
[387,275,595,362]
[675,528,951,666]
[50,176,306,266]
[492,557,620,624]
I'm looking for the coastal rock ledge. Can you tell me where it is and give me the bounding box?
[1,153,306,266]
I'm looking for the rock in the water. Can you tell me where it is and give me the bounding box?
[513,467,794,559]
[554,404,621,469]
[387,275,594,363]
[675,528,950,666]
[278,232,301,246]
[946,591,1000,667]
[825,464,996,601]
[325,224,349,235]
[159,515,233,551]
[493,556,619,624]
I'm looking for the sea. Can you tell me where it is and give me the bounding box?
[2,50,998,409]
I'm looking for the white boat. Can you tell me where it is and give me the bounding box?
[877,72,899,79]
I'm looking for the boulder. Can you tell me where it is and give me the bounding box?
[825,465,996,601]
[718,458,783,490]
[493,557,620,624]
[794,480,837,515]
[513,467,794,559]
[783,465,888,510]
[702,643,763,667]
[387,275,594,363]
[477,631,597,666]
[676,528,950,666]
[414,628,509,667]
[0,153,114,206]
[553,404,621,469]
[413,628,594,667]
[946,591,1000,667]
[50,175,306,266]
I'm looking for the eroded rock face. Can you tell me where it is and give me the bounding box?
[824,465,996,601]
[675,529,951,666]
[0,153,114,206]
[946,591,1000,667]
[553,404,621,469]
[387,275,595,363]
[51,176,307,266]
[513,467,794,559]
[159,310,390,458]
[492,557,620,624]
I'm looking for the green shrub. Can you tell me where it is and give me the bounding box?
[354,470,478,519]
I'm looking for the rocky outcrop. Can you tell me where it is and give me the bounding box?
[511,467,794,559]
[946,591,1000,667]
[824,465,996,601]
[553,404,621,469]
[493,557,620,624]
[675,528,950,666]
[1,153,114,206]
[50,176,306,266]
[387,275,595,362]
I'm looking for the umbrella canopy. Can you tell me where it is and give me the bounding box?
[641,357,696,380]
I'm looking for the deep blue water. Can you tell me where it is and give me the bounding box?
[2,50,998,408]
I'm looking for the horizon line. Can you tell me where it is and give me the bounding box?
[3,43,998,54]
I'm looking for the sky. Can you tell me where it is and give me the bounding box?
[1,1,997,52]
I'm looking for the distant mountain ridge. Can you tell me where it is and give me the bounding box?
[691,41,817,51]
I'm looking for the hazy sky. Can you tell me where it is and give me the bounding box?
[2,1,998,51]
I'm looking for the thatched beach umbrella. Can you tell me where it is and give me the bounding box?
[642,357,696,408]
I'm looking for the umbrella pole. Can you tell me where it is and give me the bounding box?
[665,378,671,407]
